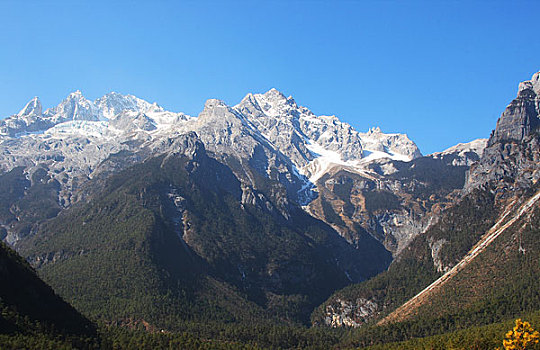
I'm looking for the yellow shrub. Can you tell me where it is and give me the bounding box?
[498,319,540,350]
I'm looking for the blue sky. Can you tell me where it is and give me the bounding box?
[0,1,539,154]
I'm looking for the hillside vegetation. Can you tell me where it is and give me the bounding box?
[18,150,390,328]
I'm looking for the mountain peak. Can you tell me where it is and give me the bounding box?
[490,70,540,144]
[533,71,540,93]
[46,90,97,122]
[236,89,296,116]
[263,88,298,106]
[203,98,228,110]
[17,96,42,117]
[359,127,422,160]
[438,138,488,155]
[246,88,298,118]
[429,138,487,166]
[68,90,84,99]
[263,88,286,100]
[198,99,238,124]
[517,71,540,96]
[62,90,90,104]
[95,92,162,119]
[100,91,140,101]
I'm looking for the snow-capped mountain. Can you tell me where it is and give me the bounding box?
[235,89,421,184]
[0,88,426,247]
[45,90,99,123]
[1,89,420,162]
[0,91,190,138]
[18,96,42,117]
[0,89,421,201]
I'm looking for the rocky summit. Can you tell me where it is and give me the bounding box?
[489,71,540,144]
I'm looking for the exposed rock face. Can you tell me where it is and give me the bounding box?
[46,90,99,122]
[234,89,421,171]
[430,139,487,166]
[427,237,448,273]
[15,132,393,325]
[232,90,432,254]
[465,133,540,197]
[109,111,157,132]
[489,72,540,145]
[304,152,471,255]
[315,70,540,329]
[0,91,188,137]
[324,297,379,327]
[0,87,486,261]
[0,97,52,137]
[95,91,163,119]
[235,90,317,167]
[466,71,540,195]
[0,87,486,296]
[305,138,487,256]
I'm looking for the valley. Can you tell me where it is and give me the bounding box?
[0,71,539,349]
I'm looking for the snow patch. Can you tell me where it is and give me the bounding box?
[431,138,488,158]
[301,139,413,183]
[45,120,113,138]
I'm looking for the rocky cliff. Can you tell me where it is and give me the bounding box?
[313,70,540,329]
[489,72,540,144]
[466,71,540,195]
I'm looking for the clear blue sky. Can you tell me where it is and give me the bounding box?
[1,1,539,154]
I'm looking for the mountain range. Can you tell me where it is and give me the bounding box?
[0,71,539,348]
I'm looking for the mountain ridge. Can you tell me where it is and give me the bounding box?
[312,70,540,330]
[0,87,427,249]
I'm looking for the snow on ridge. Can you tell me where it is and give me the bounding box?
[361,149,411,163]
[17,97,42,117]
[95,92,165,120]
[4,88,421,172]
[431,138,488,157]
[1,90,194,138]
[232,88,422,182]
[300,139,409,183]
[45,120,116,139]
[250,88,297,118]
[358,127,422,160]
[428,138,487,166]
[2,88,432,212]
[303,141,350,182]
[4,90,422,170]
